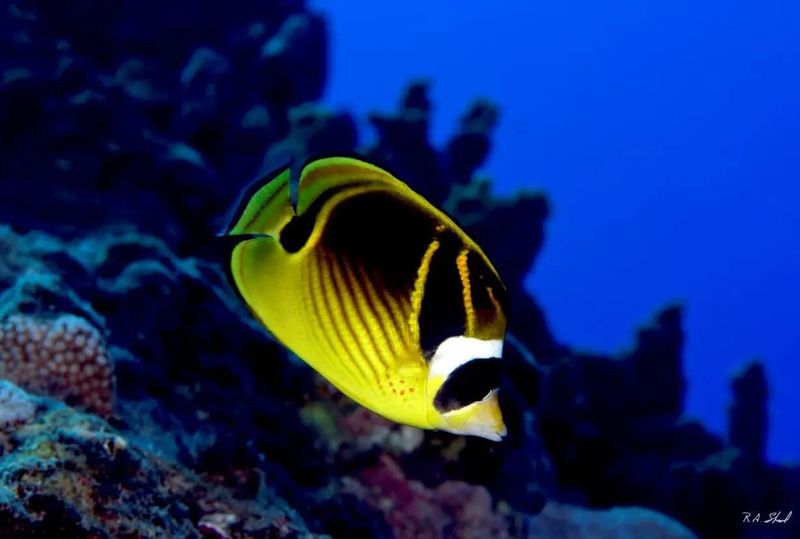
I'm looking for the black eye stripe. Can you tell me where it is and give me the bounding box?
[433,357,502,412]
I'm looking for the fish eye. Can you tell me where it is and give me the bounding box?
[433,356,502,412]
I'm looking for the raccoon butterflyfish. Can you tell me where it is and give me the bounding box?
[224,156,509,441]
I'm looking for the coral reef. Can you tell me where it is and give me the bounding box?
[0,1,797,538]
[0,382,37,432]
[0,314,114,415]
[0,380,308,538]
[520,503,698,539]
[346,454,509,539]
[729,362,768,464]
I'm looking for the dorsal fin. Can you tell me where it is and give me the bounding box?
[295,156,407,215]
[223,163,294,237]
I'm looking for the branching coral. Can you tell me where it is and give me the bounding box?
[0,314,114,416]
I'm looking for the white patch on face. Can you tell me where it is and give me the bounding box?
[428,336,503,379]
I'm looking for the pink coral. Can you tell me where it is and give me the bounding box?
[436,480,509,539]
[0,314,114,416]
[348,454,509,539]
[348,455,697,539]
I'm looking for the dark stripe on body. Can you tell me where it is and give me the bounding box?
[324,250,382,387]
[280,184,357,253]
[417,232,467,355]
[320,191,437,300]
[354,261,407,357]
[335,251,391,371]
[309,253,365,384]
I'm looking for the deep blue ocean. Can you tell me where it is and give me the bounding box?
[315,0,800,463]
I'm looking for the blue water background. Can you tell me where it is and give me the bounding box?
[313,0,800,462]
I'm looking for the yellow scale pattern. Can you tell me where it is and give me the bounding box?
[325,251,383,389]
[307,254,362,385]
[456,248,475,337]
[408,239,440,347]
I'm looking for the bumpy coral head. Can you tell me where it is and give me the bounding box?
[0,314,115,416]
[425,336,507,441]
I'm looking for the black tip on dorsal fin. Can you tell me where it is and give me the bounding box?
[218,151,378,239]
[288,152,307,213]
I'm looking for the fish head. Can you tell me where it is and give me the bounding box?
[425,336,507,441]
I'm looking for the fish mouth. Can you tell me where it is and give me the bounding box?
[473,389,508,441]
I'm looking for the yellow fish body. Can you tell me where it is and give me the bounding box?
[224,156,508,440]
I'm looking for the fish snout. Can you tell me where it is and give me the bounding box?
[439,389,507,441]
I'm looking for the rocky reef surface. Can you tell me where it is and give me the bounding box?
[0,1,796,538]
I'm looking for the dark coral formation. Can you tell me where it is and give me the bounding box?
[729,362,768,464]
[0,380,308,538]
[0,1,797,538]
